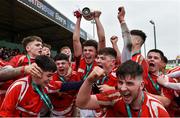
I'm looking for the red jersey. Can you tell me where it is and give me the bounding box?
[0,76,62,117]
[94,68,118,117]
[0,55,35,106]
[0,77,14,106]
[131,52,149,86]
[9,54,35,67]
[96,90,169,117]
[0,59,8,67]
[0,61,12,106]
[167,66,180,74]
[97,68,118,87]
[49,71,80,116]
[166,66,180,116]
[146,73,176,117]
[145,73,175,100]
[77,57,97,80]
[71,62,76,71]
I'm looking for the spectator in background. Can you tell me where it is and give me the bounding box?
[0,47,9,65]
[1,47,10,60]
[0,47,21,61]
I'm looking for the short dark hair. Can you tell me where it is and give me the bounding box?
[98,47,117,58]
[162,56,168,64]
[116,60,143,80]
[43,43,51,50]
[130,30,146,45]
[147,49,164,60]
[54,53,69,62]
[22,36,42,49]
[35,55,57,72]
[83,39,98,51]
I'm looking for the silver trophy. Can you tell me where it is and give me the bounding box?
[82,7,94,21]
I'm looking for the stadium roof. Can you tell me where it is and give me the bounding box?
[0,0,87,51]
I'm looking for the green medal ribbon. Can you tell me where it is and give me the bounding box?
[26,54,31,65]
[28,54,52,109]
[126,92,144,118]
[97,76,107,85]
[82,63,93,81]
[131,50,141,57]
[148,74,161,94]
[59,76,66,83]
[32,81,53,110]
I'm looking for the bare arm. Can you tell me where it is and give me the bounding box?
[110,36,121,65]
[0,65,22,81]
[73,11,83,57]
[157,75,180,90]
[162,82,180,90]
[0,63,42,81]
[94,11,106,50]
[118,7,132,63]
[76,66,105,109]
[166,71,180,78]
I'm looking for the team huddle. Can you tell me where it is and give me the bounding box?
[0,6,180,117]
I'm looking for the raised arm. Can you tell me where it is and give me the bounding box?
[110,36,121,65]
[94,10,106,50]
[117,7,132,63]
[76,66,105,109]
[73,11,83,57]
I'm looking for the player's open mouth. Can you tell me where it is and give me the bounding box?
[149,63,155,67]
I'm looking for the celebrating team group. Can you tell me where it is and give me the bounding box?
[0,6,180,117]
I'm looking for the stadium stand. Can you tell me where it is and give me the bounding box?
[0,0,87,55]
